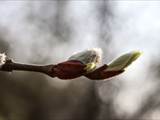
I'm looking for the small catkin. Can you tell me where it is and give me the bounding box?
[68,48,102,65]
[0,53,6,68]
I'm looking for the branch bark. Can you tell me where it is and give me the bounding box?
[0,59,54,77]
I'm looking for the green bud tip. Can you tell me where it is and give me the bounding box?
[106,50,142,71]
[130,51,142,61]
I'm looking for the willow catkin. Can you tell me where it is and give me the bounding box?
[68,48,102,65]
[0,53,6,68]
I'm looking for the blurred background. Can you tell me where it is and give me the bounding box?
[0,1,160,120]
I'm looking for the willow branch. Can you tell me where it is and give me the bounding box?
[0,59,54,77]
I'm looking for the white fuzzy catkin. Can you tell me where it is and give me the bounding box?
[0,53,6,68]
[68,48,102,65]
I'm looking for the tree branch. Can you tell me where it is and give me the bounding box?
[0,59,54,77]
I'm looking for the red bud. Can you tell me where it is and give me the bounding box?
[85,65,124,80]
[51,60,86,79]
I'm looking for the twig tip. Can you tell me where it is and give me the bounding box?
[0,53,7,68]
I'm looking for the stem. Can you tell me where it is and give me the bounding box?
[11,63,45,72]
[0,59,54,77]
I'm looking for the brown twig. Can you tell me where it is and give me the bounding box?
[0,59,54,77]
